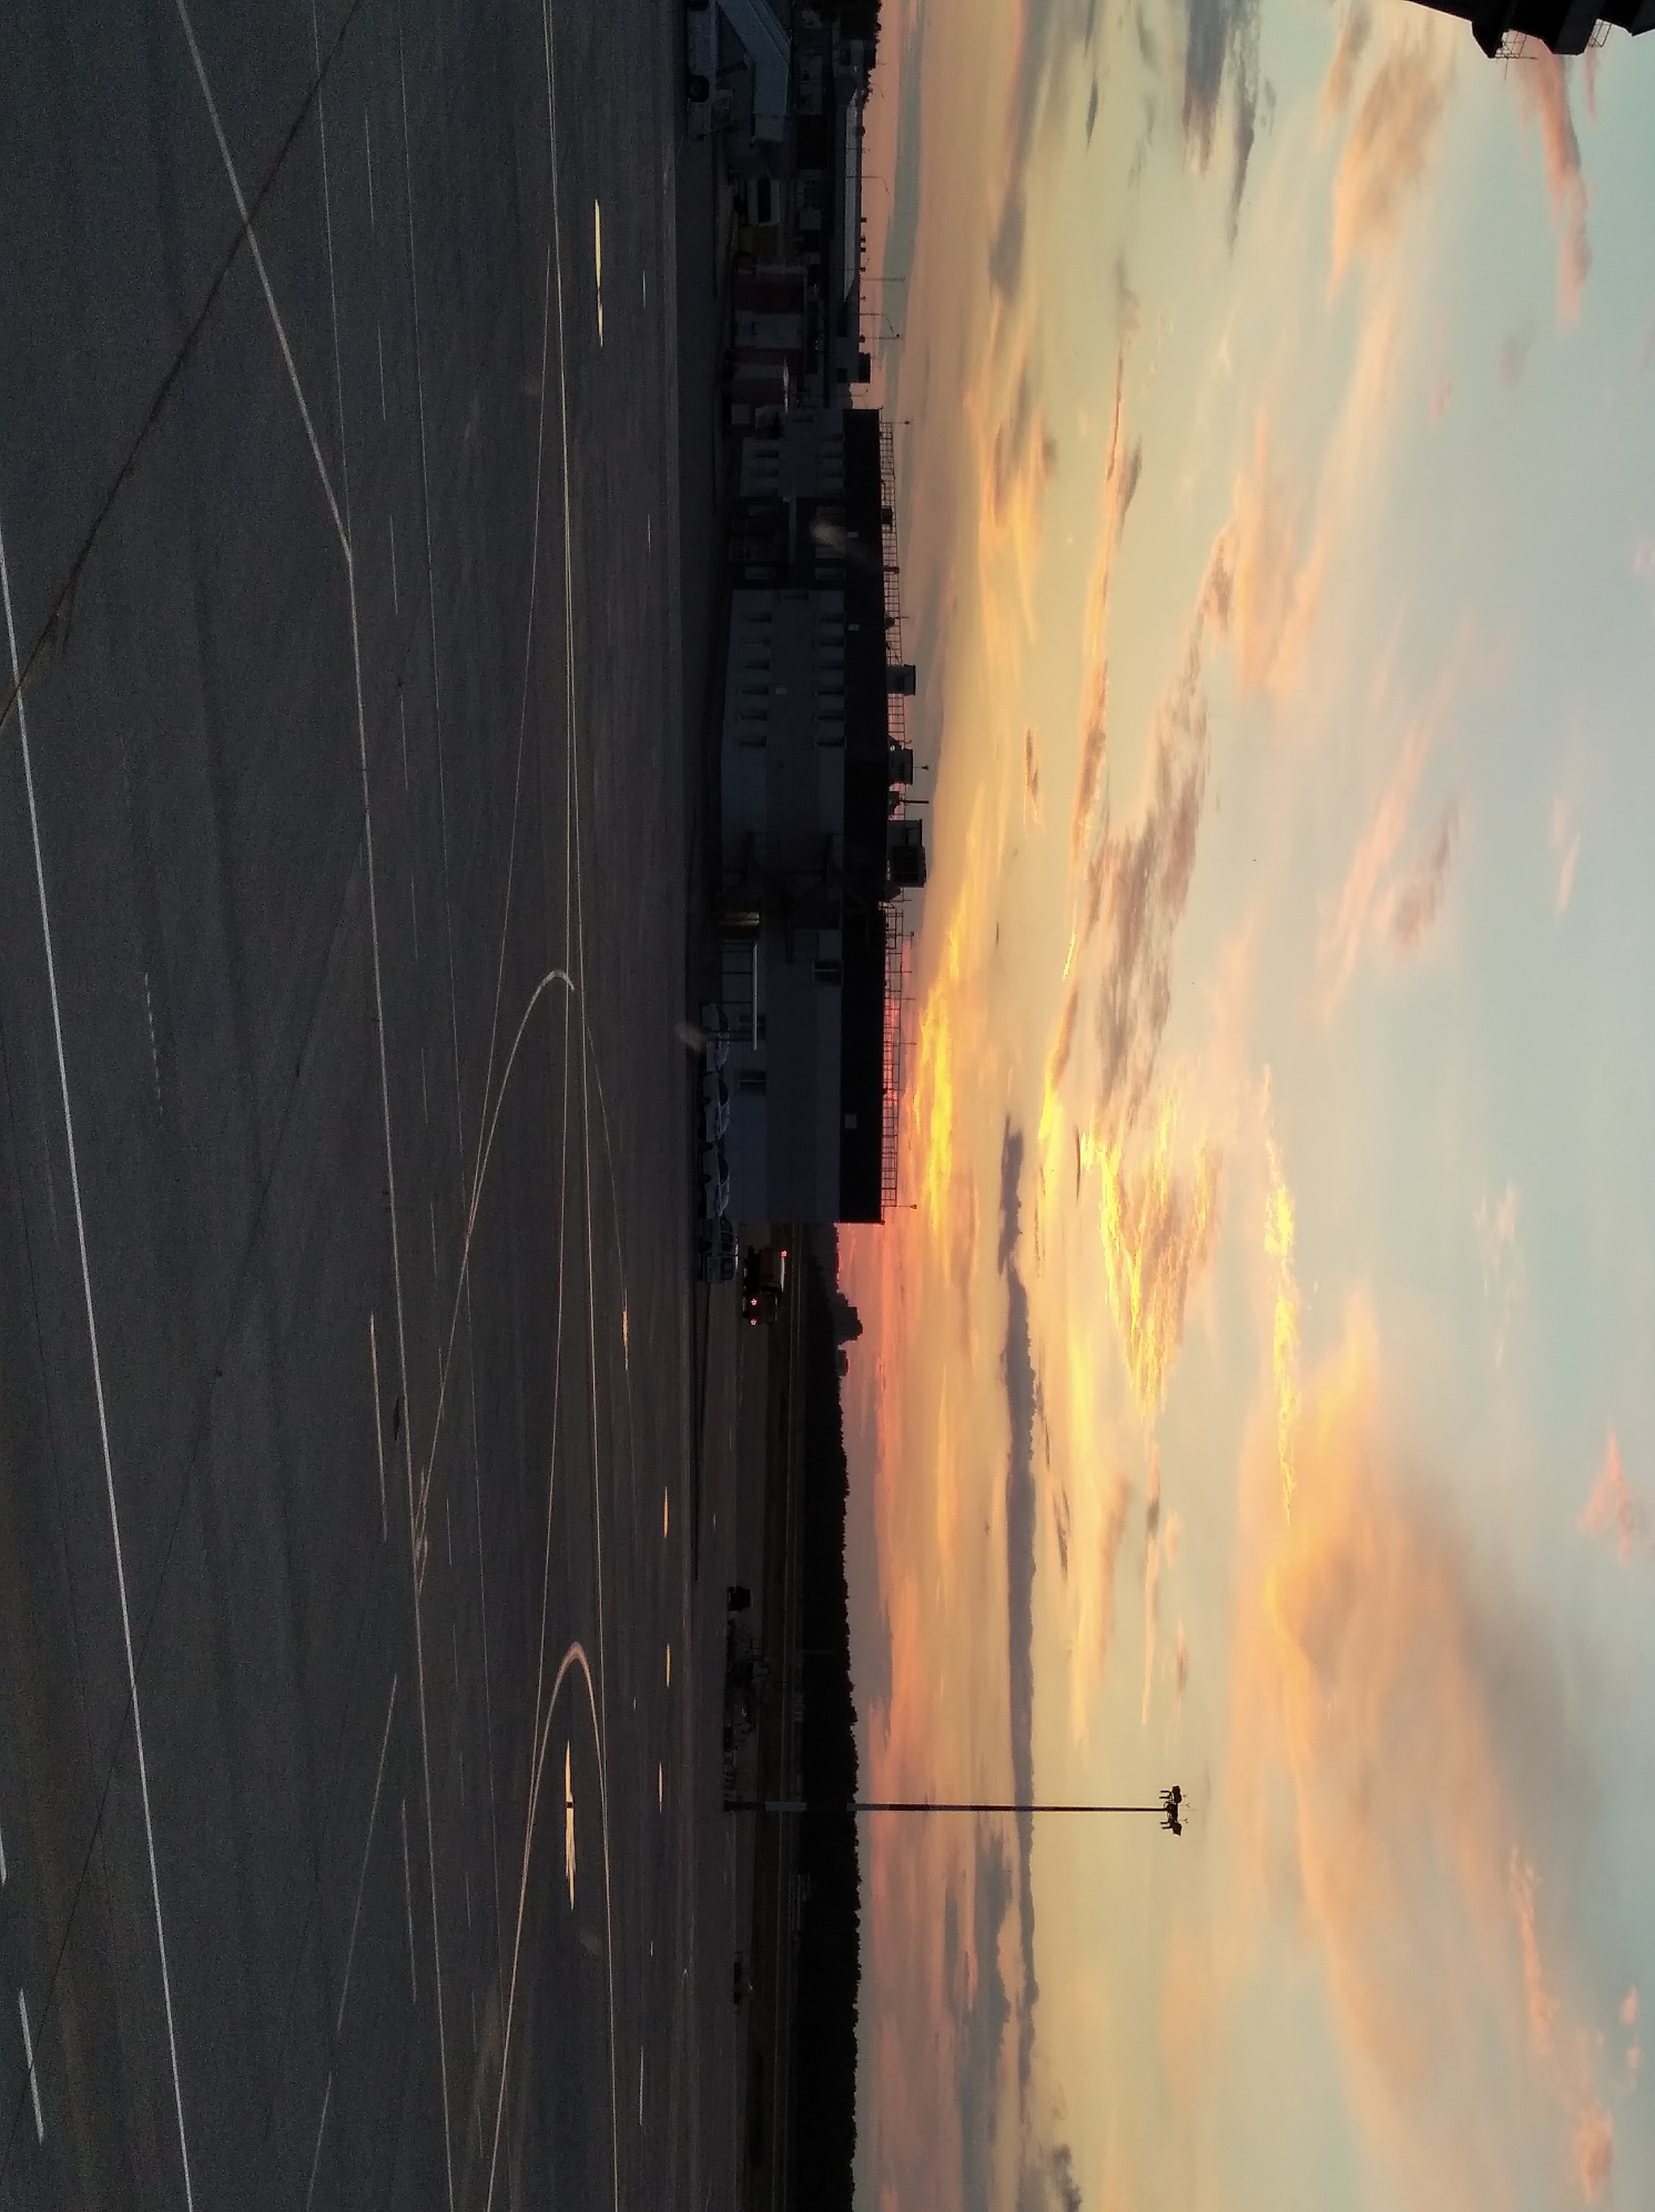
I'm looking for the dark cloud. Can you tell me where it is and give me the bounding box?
[1053,1488,1072,1578]
[1001,1122,1041,2097]
[991,360,1059,521]
[1323,0,1371,120]
[1025,724,1042,810]
[1093,615,1211,1142]
[1500,319,1535,387]
[988,0,1095,299]
[1179,0,1262,240]
[1020,2143,1085,2212]
[1086,77,1100,139]
[952,1831,1014,2212]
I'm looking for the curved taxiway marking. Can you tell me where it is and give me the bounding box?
[484,1640,618,2212]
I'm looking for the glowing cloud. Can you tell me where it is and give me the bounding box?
[1090,1099,1222,1420]
[1578,1429,1649,1566]
[1262,1084,1302,1516]
[1510,54,1591,326]
[1232,1303,1614,2210]
[1330,32,1454,287]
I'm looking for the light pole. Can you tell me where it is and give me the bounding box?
[726,1785,1185,1834]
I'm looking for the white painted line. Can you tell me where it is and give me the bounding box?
[394,34,519,2049]
[1,1818,7,1883]
[18,1988,43,2143]
[337,1674,398,2035]
[401,1796,418,2008]
[304,2071,331,2210]
[307,12,453,2197]
[171,0,346,557]
[363,107,376,229]
[665,1644,671,1688]
[594,200,603,345]
[2,514,194,2207]
[370,1312,387,1542]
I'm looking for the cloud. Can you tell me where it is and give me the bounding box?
[1510,56,1591,325]
[1330,33,1454,286]
[1500,320,1535,387]
[1550,795,1581,914]
[1510,1852,1616,2201]
[1383,801,1458,955]
[1213,418,1322,694]
[1475,1183,1523,1370]
[1000,1124,1042,2093]
[1025,725,1042,818]
[1319,665,1459,1016]
[1179,0,1264,239]
[988,0,1097,298]
[1263,1080,1303,1517]
[991,358,1060,528]
[1323,0,1372,122]
[1142,1445,1163,1721]
[1093,1099,1223,1422]
[952,1831,1016,2212]
[1231,1302,1612,2212]
[1578,1429,1650,1566]
[1018,2140,1084,2212]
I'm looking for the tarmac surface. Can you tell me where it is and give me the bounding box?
[0,2,764,2206]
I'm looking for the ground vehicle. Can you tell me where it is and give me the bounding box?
[702,1066,731,1142]
[697,1216,738,1283]
[741,1243,787,1325]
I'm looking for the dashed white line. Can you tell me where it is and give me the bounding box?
[363,107,377,229]
[1,1815,8,1883]
[142,970,162,1109]
[18,1989,43,2143]
[3,512,194,2207]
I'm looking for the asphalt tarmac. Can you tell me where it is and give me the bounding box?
[0,1,761,2206]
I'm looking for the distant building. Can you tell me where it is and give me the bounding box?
[715,407,920,1226]
[1413,0,1652,52]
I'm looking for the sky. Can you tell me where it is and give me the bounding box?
[837,4,1655,2210]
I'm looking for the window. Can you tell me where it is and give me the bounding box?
[737,1069,768,1096]
[815,958,843,986]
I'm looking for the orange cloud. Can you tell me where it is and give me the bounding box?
[1578,1428,1649,1566]
[1330,32,1454,286]
[1211,417,1323,695]
[1261,1081,1302,1517]
[1089,1097,1222,1421]
[1511,55,1591,326]
[1231,1303,1615,2210]
[1322,0,1372,123]
[1319,662,1461,1016]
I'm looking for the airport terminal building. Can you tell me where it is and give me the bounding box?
[715,406,922,1225]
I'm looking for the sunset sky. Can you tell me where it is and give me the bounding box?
[838,4,1655,2208]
